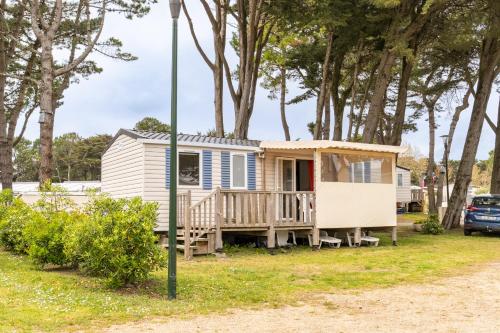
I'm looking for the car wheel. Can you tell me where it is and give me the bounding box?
[464,229,472,236]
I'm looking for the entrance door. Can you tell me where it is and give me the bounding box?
[276,158,295,221]
[276,158,295,192]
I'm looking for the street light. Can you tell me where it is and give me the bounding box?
[168,0,181,300]
[440,134,450,205]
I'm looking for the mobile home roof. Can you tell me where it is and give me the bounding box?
[260,140,407,154]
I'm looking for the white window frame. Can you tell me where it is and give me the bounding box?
[177,149,203,189]
[397,173,404,187]
[349,162,366,183]
[230,152,247,190]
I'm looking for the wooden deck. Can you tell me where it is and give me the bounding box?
[176,188,318,258]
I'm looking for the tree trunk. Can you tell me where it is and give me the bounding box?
[214,56,225,137]
[323,87,331,140]
[353,62,377,140]
[183,0,227,137]
[0,0,9,189]
[443,22,500,229]
[436,170,444,208]
[279,67,290,141]
[391,55,413,146]
[331,53,346,141]
[427,103,437,214]
[362,49,396,143]
[491,97,500,194]
[347,41,363,141]
[313,32,334,140]
[39,39,56,184]
[0,140,13,189]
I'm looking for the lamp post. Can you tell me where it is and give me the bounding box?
[440,134,450,205]
[168,0,181,300]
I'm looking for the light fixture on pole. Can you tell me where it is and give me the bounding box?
[440,134,450,204]
[168,0,181,300]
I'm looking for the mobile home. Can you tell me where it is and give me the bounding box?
[396,166,412,211]
[102,129,406,255]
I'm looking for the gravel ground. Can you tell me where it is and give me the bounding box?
[105,262,500,333]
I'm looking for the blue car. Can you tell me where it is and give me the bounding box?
[464,195,500,236]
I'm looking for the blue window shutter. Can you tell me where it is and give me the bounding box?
[221,151,230,189]
[247,152,256,190]
[165,148,171,189]
[202,150,213,190]
[364,160,371,183]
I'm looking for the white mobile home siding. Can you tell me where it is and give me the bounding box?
[142,143,263,231]
[396,167,411,204]
[101,134,144,198]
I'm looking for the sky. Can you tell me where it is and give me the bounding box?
[21,1,499,161]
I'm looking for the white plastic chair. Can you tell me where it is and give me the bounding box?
[318,231,342,249]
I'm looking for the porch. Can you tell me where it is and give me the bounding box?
[175,188,319,258]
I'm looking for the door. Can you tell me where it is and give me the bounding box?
[276,158,295,191]
[276,158,295,220]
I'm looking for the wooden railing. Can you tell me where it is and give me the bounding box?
[176,192,190,227]
[177,188,316,257]
[219,190,315,228]
[189,190,217,241]
[275,191,315,227]
[411,188,424,202]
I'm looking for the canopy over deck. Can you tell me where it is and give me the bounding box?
[260,140,407,154]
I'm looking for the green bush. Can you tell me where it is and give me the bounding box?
[422,214,445,235]
[0,197,36,254]
[21,185,80,267]
[65,195,165,288]
[24,211,81,268]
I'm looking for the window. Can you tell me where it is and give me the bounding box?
[472,196,500,208]
[398,173,403,187]
[179,152,200,186]
[231,153,246,188]
[321,153,393,184]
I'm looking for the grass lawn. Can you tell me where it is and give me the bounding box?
[398,211,427,222]
[2,228,500,332]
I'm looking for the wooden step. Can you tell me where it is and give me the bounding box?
[177,237,209,242]
[176,244,198,251]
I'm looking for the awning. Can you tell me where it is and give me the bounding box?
[260,140,407,154]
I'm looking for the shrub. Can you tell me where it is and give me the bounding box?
[19,184,80,267]
[422,214,445,235]
[65,195,165,288]
[24,211,82,268]
[35,182,76,214]
[0,197,36,254]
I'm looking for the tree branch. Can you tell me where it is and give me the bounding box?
[181,0,215,71]
[485,112,497,133]
[53,0,107,77]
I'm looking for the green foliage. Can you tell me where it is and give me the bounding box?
[36,182,76,214]
[1,190,164,288]
[13,138,40,182]
[134,117,171,134]
[421,214,445,235]
[24,211,80,268]
[14,133,111,182]
[53,133,112,182]
[22,185,80,267]
[0,197,36,254]
[0,190,14,219]
[65,194,165,288]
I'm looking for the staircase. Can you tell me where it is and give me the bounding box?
[173,190,219,258]
[175,229,215,257]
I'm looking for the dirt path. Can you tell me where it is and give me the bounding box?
[106,263,500,333]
